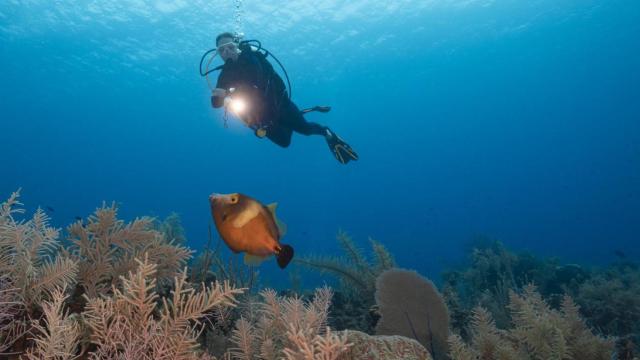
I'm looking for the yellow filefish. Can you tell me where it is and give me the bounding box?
[209,192,293,269]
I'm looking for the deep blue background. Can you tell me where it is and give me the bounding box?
[1,0,638,288]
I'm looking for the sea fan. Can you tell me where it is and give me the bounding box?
[374,268,449,360]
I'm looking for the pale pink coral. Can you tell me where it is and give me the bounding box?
[83,256,244,360]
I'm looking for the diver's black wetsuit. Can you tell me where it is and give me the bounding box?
[212,46,326,147]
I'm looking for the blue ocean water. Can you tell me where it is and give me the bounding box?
[1,0,638,288]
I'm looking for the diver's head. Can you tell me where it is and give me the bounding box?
[216,32,240,63]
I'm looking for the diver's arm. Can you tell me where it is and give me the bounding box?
[211,88,227,108]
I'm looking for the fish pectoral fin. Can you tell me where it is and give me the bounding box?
[267,202,287,236]
[232,202,261,228]
[244,253,268,266]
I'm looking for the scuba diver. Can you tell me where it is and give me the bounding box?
[202,32,358,164]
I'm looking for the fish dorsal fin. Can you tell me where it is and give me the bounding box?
[244,253,267,266]
[267,202,287,237]
[276,217,288,237]
[267,202,278,214]
[232,202,261,228]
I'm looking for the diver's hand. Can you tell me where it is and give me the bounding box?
[211,88,228,108]
[212,88,228,98]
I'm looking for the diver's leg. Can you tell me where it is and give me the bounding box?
[291,117,327,136]
[266,124,293,148]
[281,101,358,164]
[281,101,328,136]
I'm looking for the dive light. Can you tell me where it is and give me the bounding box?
[223,87,267,138]
[224,88,248,115]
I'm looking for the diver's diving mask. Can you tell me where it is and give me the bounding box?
[217,41,240,55]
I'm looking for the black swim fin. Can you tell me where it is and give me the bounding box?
[325,130,358,164]
[276,244,294,269]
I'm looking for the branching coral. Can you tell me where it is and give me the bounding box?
[64,202,193,298]
[82,255,244,360]
[295,230,395,332]
[509,286,613,360]
[22,286,80,360]
[0,190,78,354]
[295,230,395,296]
[1,190,249,359]
[0,190,78,313]
[282,326,352,360]
[155,212,187,246]
[574,262,640,337]
[0,275,21,353]
[448,285,613,360]
[442,240,639,358]
[442,240,588,334]
[226,286,351,359]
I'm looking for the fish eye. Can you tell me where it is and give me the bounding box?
[230,196,238,203]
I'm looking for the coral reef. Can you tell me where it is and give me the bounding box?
[572,261,640,360]
[280,325,351,360]
[22,286,80,360]
[337,330,431,360]
[0,275,21,352]
[296,230,395,297]
[329,290,379,334]
[0,190,78,312]
[443,240,588,334]
[295,230,395,332]
[3,190,635,360]
[224,286,351,359]
[375,268,449,360]
[442,240,640,358]
[574,262,640,337]
[448,285,613,360]
[0,190,78,352]
[82,256,243,359]
[188,225,261,356]
[156,212,188,245]
[189,225,258,290]
[63,202,193,299]
[0,191,244,359]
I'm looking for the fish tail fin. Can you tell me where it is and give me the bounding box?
[276,244,294,269]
